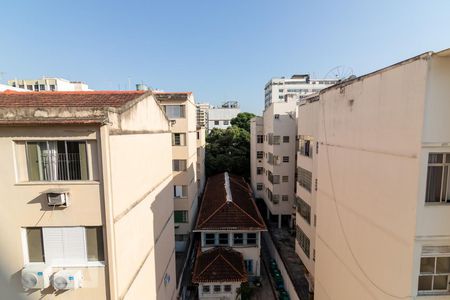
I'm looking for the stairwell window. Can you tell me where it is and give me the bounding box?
[163,105,185,119]
[26,141,88,181]
[425,153,450,203]
[173,160,187,171]
[172,133,186,146]
[174,211,188,223]
[173,185,188,198]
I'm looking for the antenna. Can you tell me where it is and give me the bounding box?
[324,66,354,80]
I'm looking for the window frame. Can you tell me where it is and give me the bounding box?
[418,253,450,295]
[425,153,450,204]
[174,210,189,223]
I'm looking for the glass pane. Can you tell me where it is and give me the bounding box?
[86,227,104,262]
[429,153,443,163]
[78,142,88,180]
[420,257,435,273]
[425,166,443,202]
[26,143,41,181]
[418,275,433,291]
[436,257,450,273]
[433,275,448,290]
[446,166,450,202]
[26,228,44,262]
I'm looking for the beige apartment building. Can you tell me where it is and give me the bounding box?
[0,91,176,300]
[297,49,450,299]
[8,77,90,92]
[154,92,205,252]
[250,96,297,228]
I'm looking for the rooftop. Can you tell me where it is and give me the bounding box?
[195,172,266,231]
[192,247,247,283]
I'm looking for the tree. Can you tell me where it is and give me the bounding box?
[230,112,255,132]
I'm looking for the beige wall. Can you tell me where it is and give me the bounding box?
[250,117,265,199]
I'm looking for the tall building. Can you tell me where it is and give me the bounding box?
[250,96,298,228]
[196,103,209,129]
[8,77,91,92]
[193,172,266,299]
[296,49,450,299]
[0,91,176,299]
[207,101,240,131]
[154,92,204,252]
[264,74,338,108]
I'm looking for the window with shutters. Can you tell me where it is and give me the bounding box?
[257,135,264,143]
[172,133,186,146]
[297,167,312,192]
[257,151,264,159]
[283,156,289,163]
[26,141,88,181]
[174,210,188,223]
[425,153,450,203]
[23,226,104,266]
[173,185,188,198]
[296,225,310,258]
[295,197,311,224]
[173,159,187,171]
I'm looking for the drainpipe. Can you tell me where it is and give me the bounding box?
[100,124,118,299]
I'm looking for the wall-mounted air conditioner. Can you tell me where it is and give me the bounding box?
[43,188,70,206]
[21,265,52,290]
[52,270,83,290]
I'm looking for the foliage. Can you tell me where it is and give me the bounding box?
[236,282,254,300]
[230,112,255,132]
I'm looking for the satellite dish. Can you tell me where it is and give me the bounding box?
[325,66,354,80]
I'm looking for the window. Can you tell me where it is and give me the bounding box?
[425,153,450,203]
[26,141,88,181]
[273,136,280,145]
[24,227,104,266]
[224,285,231,292]
[224,120,229,125]
[299,136,313,158]
[244,260,254,274]
[282,195,289,201]
[172,160,187,171]
[214,121,219,125]
[202,285,210,293]
[213,285,221,293]
[283,136,290,143]
[39,84,45,91]
[257,167,263,175]
[233,233,244,245]
[283,156,289,163]
[418,254,450,294]
[49,84,56,91]
[175,234,188,241]
[34,84,39,91]
[278,95,284,99]
[295,197,311,224]
[296,225,310,258]
[174,211,188,223]
[257,135,263,143]
[218,233,229,245]
[197,131,200,139]
[257,151,264,159]
[19,85,24,89]
[282,176,289,183]
[297,167,312,192]
[164,105,185,119]
[257,183,263,190]
[27,85,33,90]
[273,194,280,204]
[173,185,188,198]
[172,133,186,146]
[205,233,215,245]
[246,233,257,245]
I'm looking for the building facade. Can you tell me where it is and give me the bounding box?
[250,116,264,200]
[0,91,176,299]
[297,49,450,299]
[154,92,204,252]
[207,101,240,131]
[193,172,266,300]
[264,74,338,109]
[196,103,209,130]
[8,77,90,92]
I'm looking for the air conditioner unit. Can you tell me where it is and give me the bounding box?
[21,265,52,290]
[47,192,70,206]
[52,270,83,290]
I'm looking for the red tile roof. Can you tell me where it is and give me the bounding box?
[195,173,266,230]
[192,247,247,283]
[0,91,147,108]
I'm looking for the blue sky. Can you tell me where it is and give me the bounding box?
[1,0,450,114]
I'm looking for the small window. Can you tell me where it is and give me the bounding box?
[257,151,264,159]
[257,135,263,143]
[172,160,187,171]
[205,233,215,245]
[274,114,280,119]
[233,233,244,245]
[418,255,450,293]
[202,285,210,293]
[172,133,186,146]
[245,260,254,274]
[27,85,33,90]
[247,233,257,245]
[224,120,229,125]
[174,211,188,223]
[218,233,228,245]
[224,285,231,292]
[86,227,104,262]
[213,285,221,293]
[34,84,39,91]
[283,136,290,143]
[214,121,219,125]
[282,195,289,201]
[257,167,263,175]
[25,228,44,262]
[173,185,188,198]
[164,105,185,119]
[256,183,263,190]
[273,136,280,145]
[175,234,188,241]
[283,156,289,163]
[282,176,289,183]
[197,132,200,140]
[425,153,450,203]
[39,84,45,91]
[49,84,56,91]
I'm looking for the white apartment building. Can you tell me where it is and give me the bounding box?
[0,91,176,300]
[196,103,209,129]
[250,116,264,200]
[154,92,205,252]
[264,74,338,109]
[8,77,90,92]
[208,101,240,131]
[297,49,450,300]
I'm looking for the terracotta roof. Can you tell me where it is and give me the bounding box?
[195,173,266,230]
[0,91,147,108]
[192,247,247,283]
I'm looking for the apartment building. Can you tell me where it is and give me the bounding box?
[196,103,209,129]
[207,101,240,131]
[0,91,176,299]
[154,92,203,252]
[264,74,338,108]
[297,49,450,299]
[8,77,90,92]
[250,96,297,228]
[193,172,266,299]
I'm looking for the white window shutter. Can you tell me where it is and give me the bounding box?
[43,227,87,266]
[175,186,182,197]
[43,227,65,265]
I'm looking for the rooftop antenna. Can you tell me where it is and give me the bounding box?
[324,66,354,80]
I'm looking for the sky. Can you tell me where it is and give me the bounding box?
[1,0,450,114]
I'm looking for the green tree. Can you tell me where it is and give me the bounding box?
[230,112,255,132]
